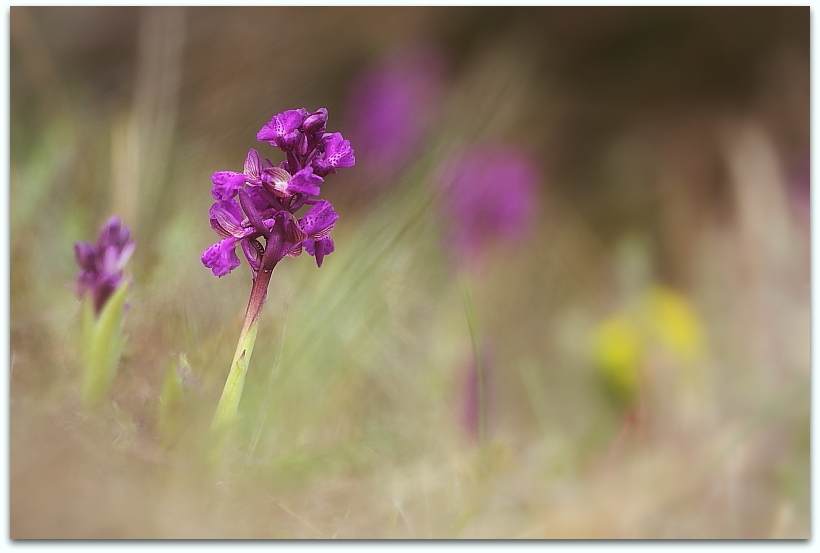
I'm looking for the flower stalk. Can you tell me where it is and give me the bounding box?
[211,248,276,432]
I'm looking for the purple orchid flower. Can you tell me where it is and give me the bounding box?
[202,109,354,278]
[74,216,135,315]
[439,144,540,267]
[207,109,355,433]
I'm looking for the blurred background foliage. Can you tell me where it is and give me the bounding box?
[10,7,809,538]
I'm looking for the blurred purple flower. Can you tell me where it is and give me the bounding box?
[74,216,135,315]
[202,108,354,277]
[347,44,447,177]
[439,144,540,266]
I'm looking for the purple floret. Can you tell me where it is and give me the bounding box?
[311,133,355,177]
[257,108,309,150]
[286,167,323,197]
[211,171,247,202]
[201,237,242,278]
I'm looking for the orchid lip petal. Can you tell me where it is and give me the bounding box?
[201,237,241,277]
[211,171,247,201]
[304,237,335,267]
[298,200,339,238]
[288,167,323,197]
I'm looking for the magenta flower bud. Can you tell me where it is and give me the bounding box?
[75,242,96,271]
[302,108,328,135]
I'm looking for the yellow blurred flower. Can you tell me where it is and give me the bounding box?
[590,285,707,413]
[591,313,643,410]
[641,285,705,362]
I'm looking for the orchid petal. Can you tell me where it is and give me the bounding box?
[201,238,241,277]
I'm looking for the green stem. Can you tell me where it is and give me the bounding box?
[211,311,260,432]
[211,250,277,434]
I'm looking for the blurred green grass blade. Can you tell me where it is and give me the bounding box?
[461,275,486,444]
[158,353,190,444]
[11,124,71,232]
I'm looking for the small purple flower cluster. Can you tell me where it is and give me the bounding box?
[202,108,355,278]
[74,216,135,315]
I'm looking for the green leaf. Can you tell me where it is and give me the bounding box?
[81,282,129,406]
